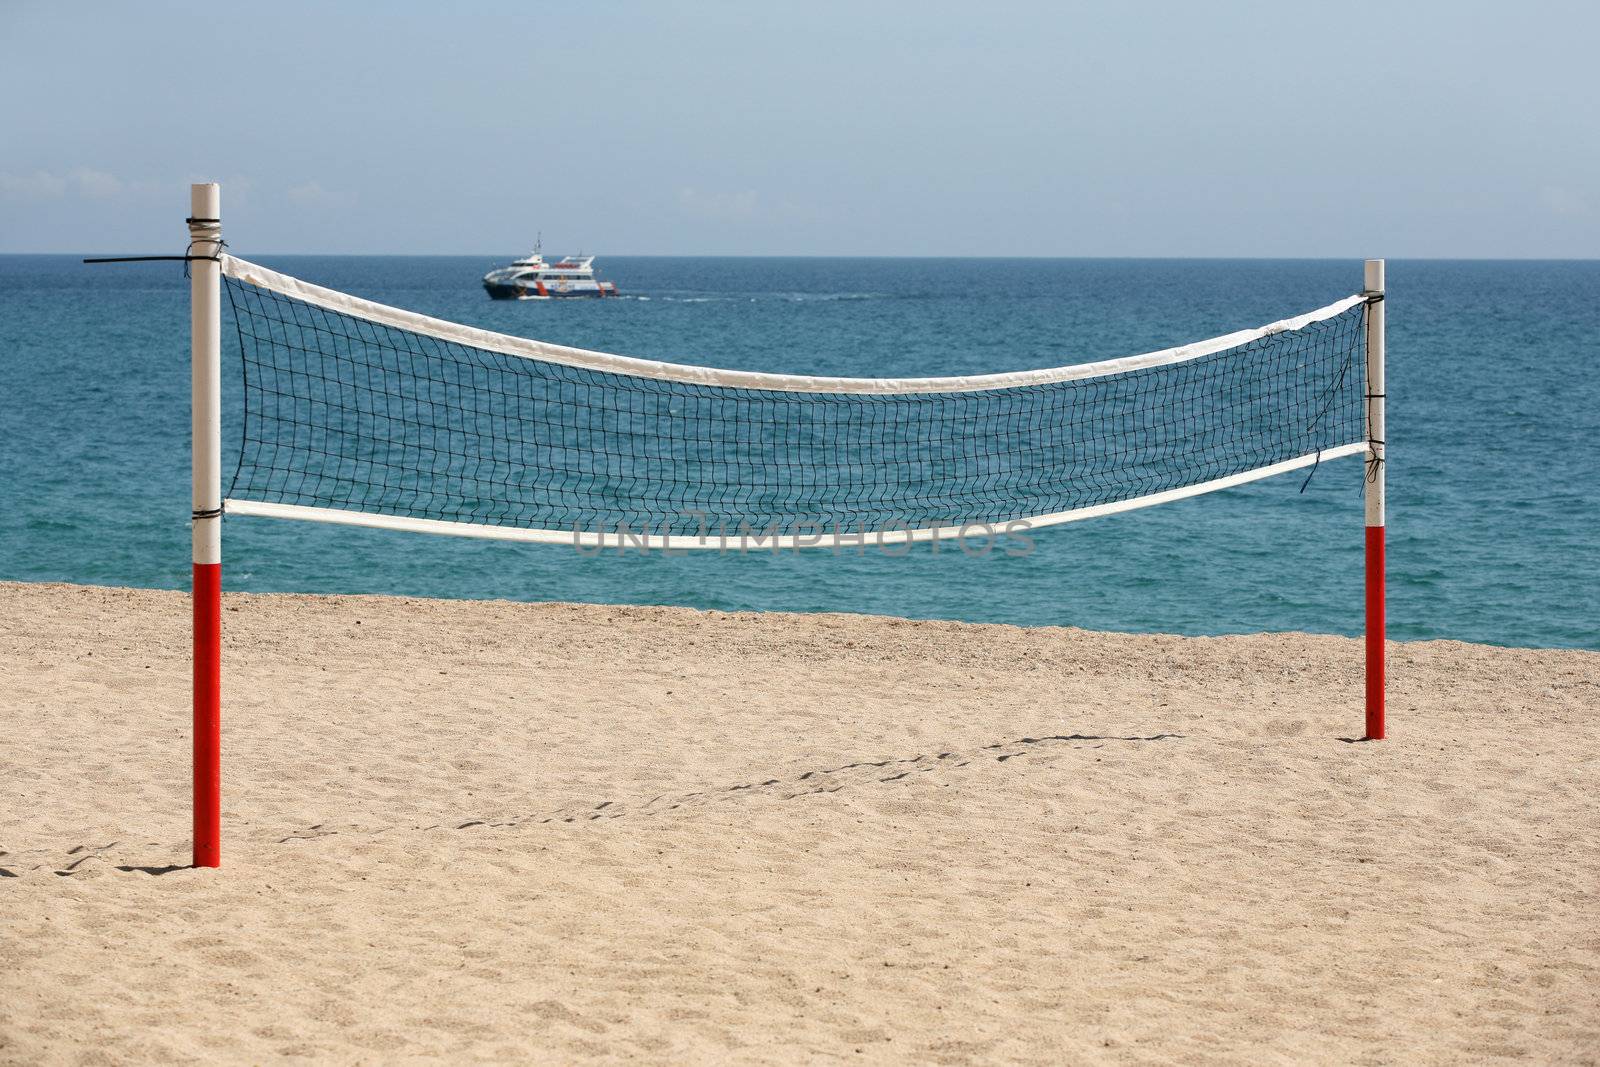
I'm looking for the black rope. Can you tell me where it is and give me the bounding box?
[85,217,226,272]
[1298,337,1359,493]
[82,255,220,264]
[1359,286,1384,487]
[1298,448,1322,493]
[1363,380,1386,483]
[183,236,227,277]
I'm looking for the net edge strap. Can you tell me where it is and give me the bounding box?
[220,254,1365,396]
[224,441,1369,549]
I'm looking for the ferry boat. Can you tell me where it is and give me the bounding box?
[482,242,618,300]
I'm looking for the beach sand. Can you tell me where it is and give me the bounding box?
[1,580,1596,1064]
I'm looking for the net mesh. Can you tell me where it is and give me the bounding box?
[222,272,1367,540]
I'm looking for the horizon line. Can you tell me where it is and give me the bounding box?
[4,250,1599,263]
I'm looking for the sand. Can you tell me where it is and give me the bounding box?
[1,580,1596,1064]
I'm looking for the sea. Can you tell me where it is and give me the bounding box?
[1,255,1595,650]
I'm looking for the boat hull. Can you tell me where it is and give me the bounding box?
[484,281,617,300]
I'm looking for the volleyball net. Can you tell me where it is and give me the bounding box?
[175,184,1388,869]
[217,255,1370,548]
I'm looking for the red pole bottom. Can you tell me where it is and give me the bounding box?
[1364,526,1385,740]
[193,562,222,867]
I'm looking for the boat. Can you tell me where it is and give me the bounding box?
[482,240,618,300]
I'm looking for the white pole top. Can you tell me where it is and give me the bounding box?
[190,183,222,565]
[191,182,219,218]
[1363,258,1385,528]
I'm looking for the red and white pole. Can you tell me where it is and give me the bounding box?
[1363,259,1386,740]
[190,184,223,865]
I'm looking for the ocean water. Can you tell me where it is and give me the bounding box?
[1,255,1595,650]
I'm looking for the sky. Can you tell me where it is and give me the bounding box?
[2,0,1597,257]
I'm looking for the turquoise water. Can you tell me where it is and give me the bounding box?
[1,255,1595,649]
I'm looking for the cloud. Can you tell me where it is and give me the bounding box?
[286,181,340,207]
[677,187,759,221]
[0,170,68,200]
[70,168,122,199]
[0,167,124,201]
[1540,186,1590,218]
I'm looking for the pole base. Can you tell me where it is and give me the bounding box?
[193,562,221,867]
[1364,525,1385,740]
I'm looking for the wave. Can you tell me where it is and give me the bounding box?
[628,292,891,304]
